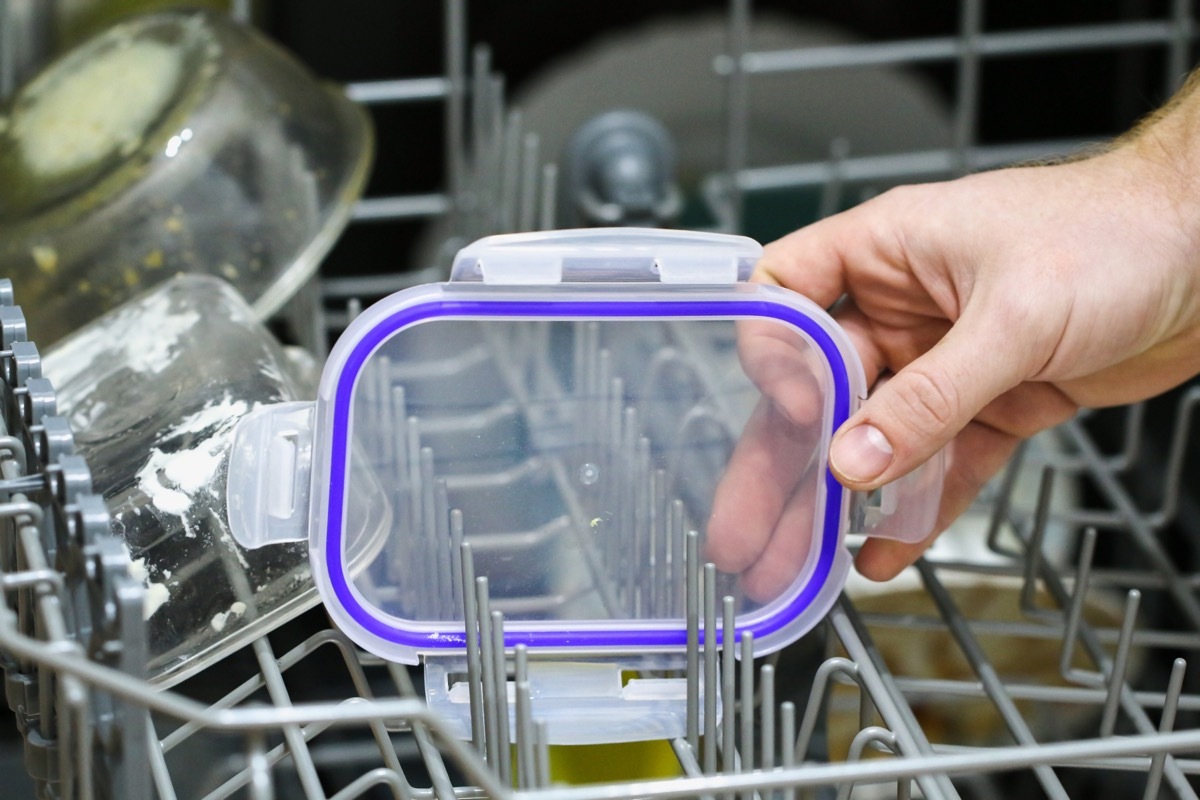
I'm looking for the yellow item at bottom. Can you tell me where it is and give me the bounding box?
[514,740,683,785]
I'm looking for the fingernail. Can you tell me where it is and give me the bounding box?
[831,424,894,483]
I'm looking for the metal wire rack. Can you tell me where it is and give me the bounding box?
[2,1,1200,798]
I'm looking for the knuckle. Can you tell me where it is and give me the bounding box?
[894,367,962,435]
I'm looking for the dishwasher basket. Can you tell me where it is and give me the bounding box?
[1,2,1199,799]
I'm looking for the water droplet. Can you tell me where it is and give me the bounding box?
[578,462,600,486]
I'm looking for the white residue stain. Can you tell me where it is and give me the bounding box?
[210,600,247,632]
[143,583,170,619]
[132,393,250,518]
[44,288,204,418]
[127,554,171,619]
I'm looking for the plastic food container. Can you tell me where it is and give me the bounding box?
[228,227,943,740]
[43,274,389,686]
[0,8,372,345]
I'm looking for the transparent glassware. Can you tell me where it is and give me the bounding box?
[0,8,373,345]
[43,275,388,686]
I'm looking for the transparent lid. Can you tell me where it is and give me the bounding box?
[231,229,943,665]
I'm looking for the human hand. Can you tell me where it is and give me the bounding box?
[708,133,1200,592]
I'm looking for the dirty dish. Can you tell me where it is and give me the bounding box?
[44,274,389,686]
[0,8,373,345]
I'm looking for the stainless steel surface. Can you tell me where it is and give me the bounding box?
[2,1,1200,799]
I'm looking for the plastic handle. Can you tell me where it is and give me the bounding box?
[226,401,316,548]
[449,227,762,285]
[851,447,946,544]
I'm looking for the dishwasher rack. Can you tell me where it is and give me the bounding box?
[2,1,1200,799]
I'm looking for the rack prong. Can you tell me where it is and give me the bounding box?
[780,701,796,800]
[476,577,499,770]
[740,631,755,777]
[515,644,534,789]
[985,441,1027,557]
[518,133,540,232]
[460,543,484,754]
[539,163,558,231]
[704,563,719,774]
[760,664,775,772]
[1100,589,1141,737]
[1020,466,1055,616]
[1060,527,1099,685]
[686,530,701,753]
[534,720,551,788]
[722,596,737,777]
[490,610,511,784]
[1144,658,1187,800]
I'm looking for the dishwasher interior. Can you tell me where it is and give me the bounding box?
[0,2,1199,799]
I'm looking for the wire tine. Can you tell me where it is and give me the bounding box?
[470,44,492,239]
[540,163,558,230]
[780,701,796,800]
[1111,402,1144,471]
[491,609,512,784]
[471,44,491,162]
[435,479,451,618]
[722,596,737,777]
[406,417,422,540]
[451,510,466,618]
[1020,466,1056,616]
[598,350,613,460]
[657,469,671,616]
[476,577,499,769]
[515,645,533,789]
[795,657,850,761]
[499,110,523,233]
[704,563,719,774]
[666,498,683,614]
[761,664,775,772]
[489,76,506,233]
[444,0,467,214]
[372,355,391,463]
[391,386,408,491]
[246,730,273,800]
[460,543,485,754]
[515,680,534,789]
[1100,589,1141,737]
[985,440,1027,557]
[1150,387,1200,526]
[836,727,898,800]
[722,0,750,231]
[1144,658,1187,800]
[686,531,701,753]
[534,720,551,788]
[420,447,438,617]
[1060,527,1099,684]
[519,133,540,232]
[816,137,850,220]
[635,437,651,617]
[740,631,755,777]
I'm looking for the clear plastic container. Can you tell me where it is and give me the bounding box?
[0,8,372,345]
[229,228,942,740]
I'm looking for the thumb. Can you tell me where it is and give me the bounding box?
[829,312,1028,489]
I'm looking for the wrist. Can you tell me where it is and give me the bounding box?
[1107,72,1200,246]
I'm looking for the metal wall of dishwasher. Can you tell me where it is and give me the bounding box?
[2,1,1200,798]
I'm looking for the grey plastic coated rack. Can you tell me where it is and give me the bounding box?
[1,1,1200,798]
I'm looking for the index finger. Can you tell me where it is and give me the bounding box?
[754,212,859,306]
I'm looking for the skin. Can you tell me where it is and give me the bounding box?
[707,71,1200,593]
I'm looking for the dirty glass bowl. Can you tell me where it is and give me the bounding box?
[43,275,389,686]
[0,8,373,345]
